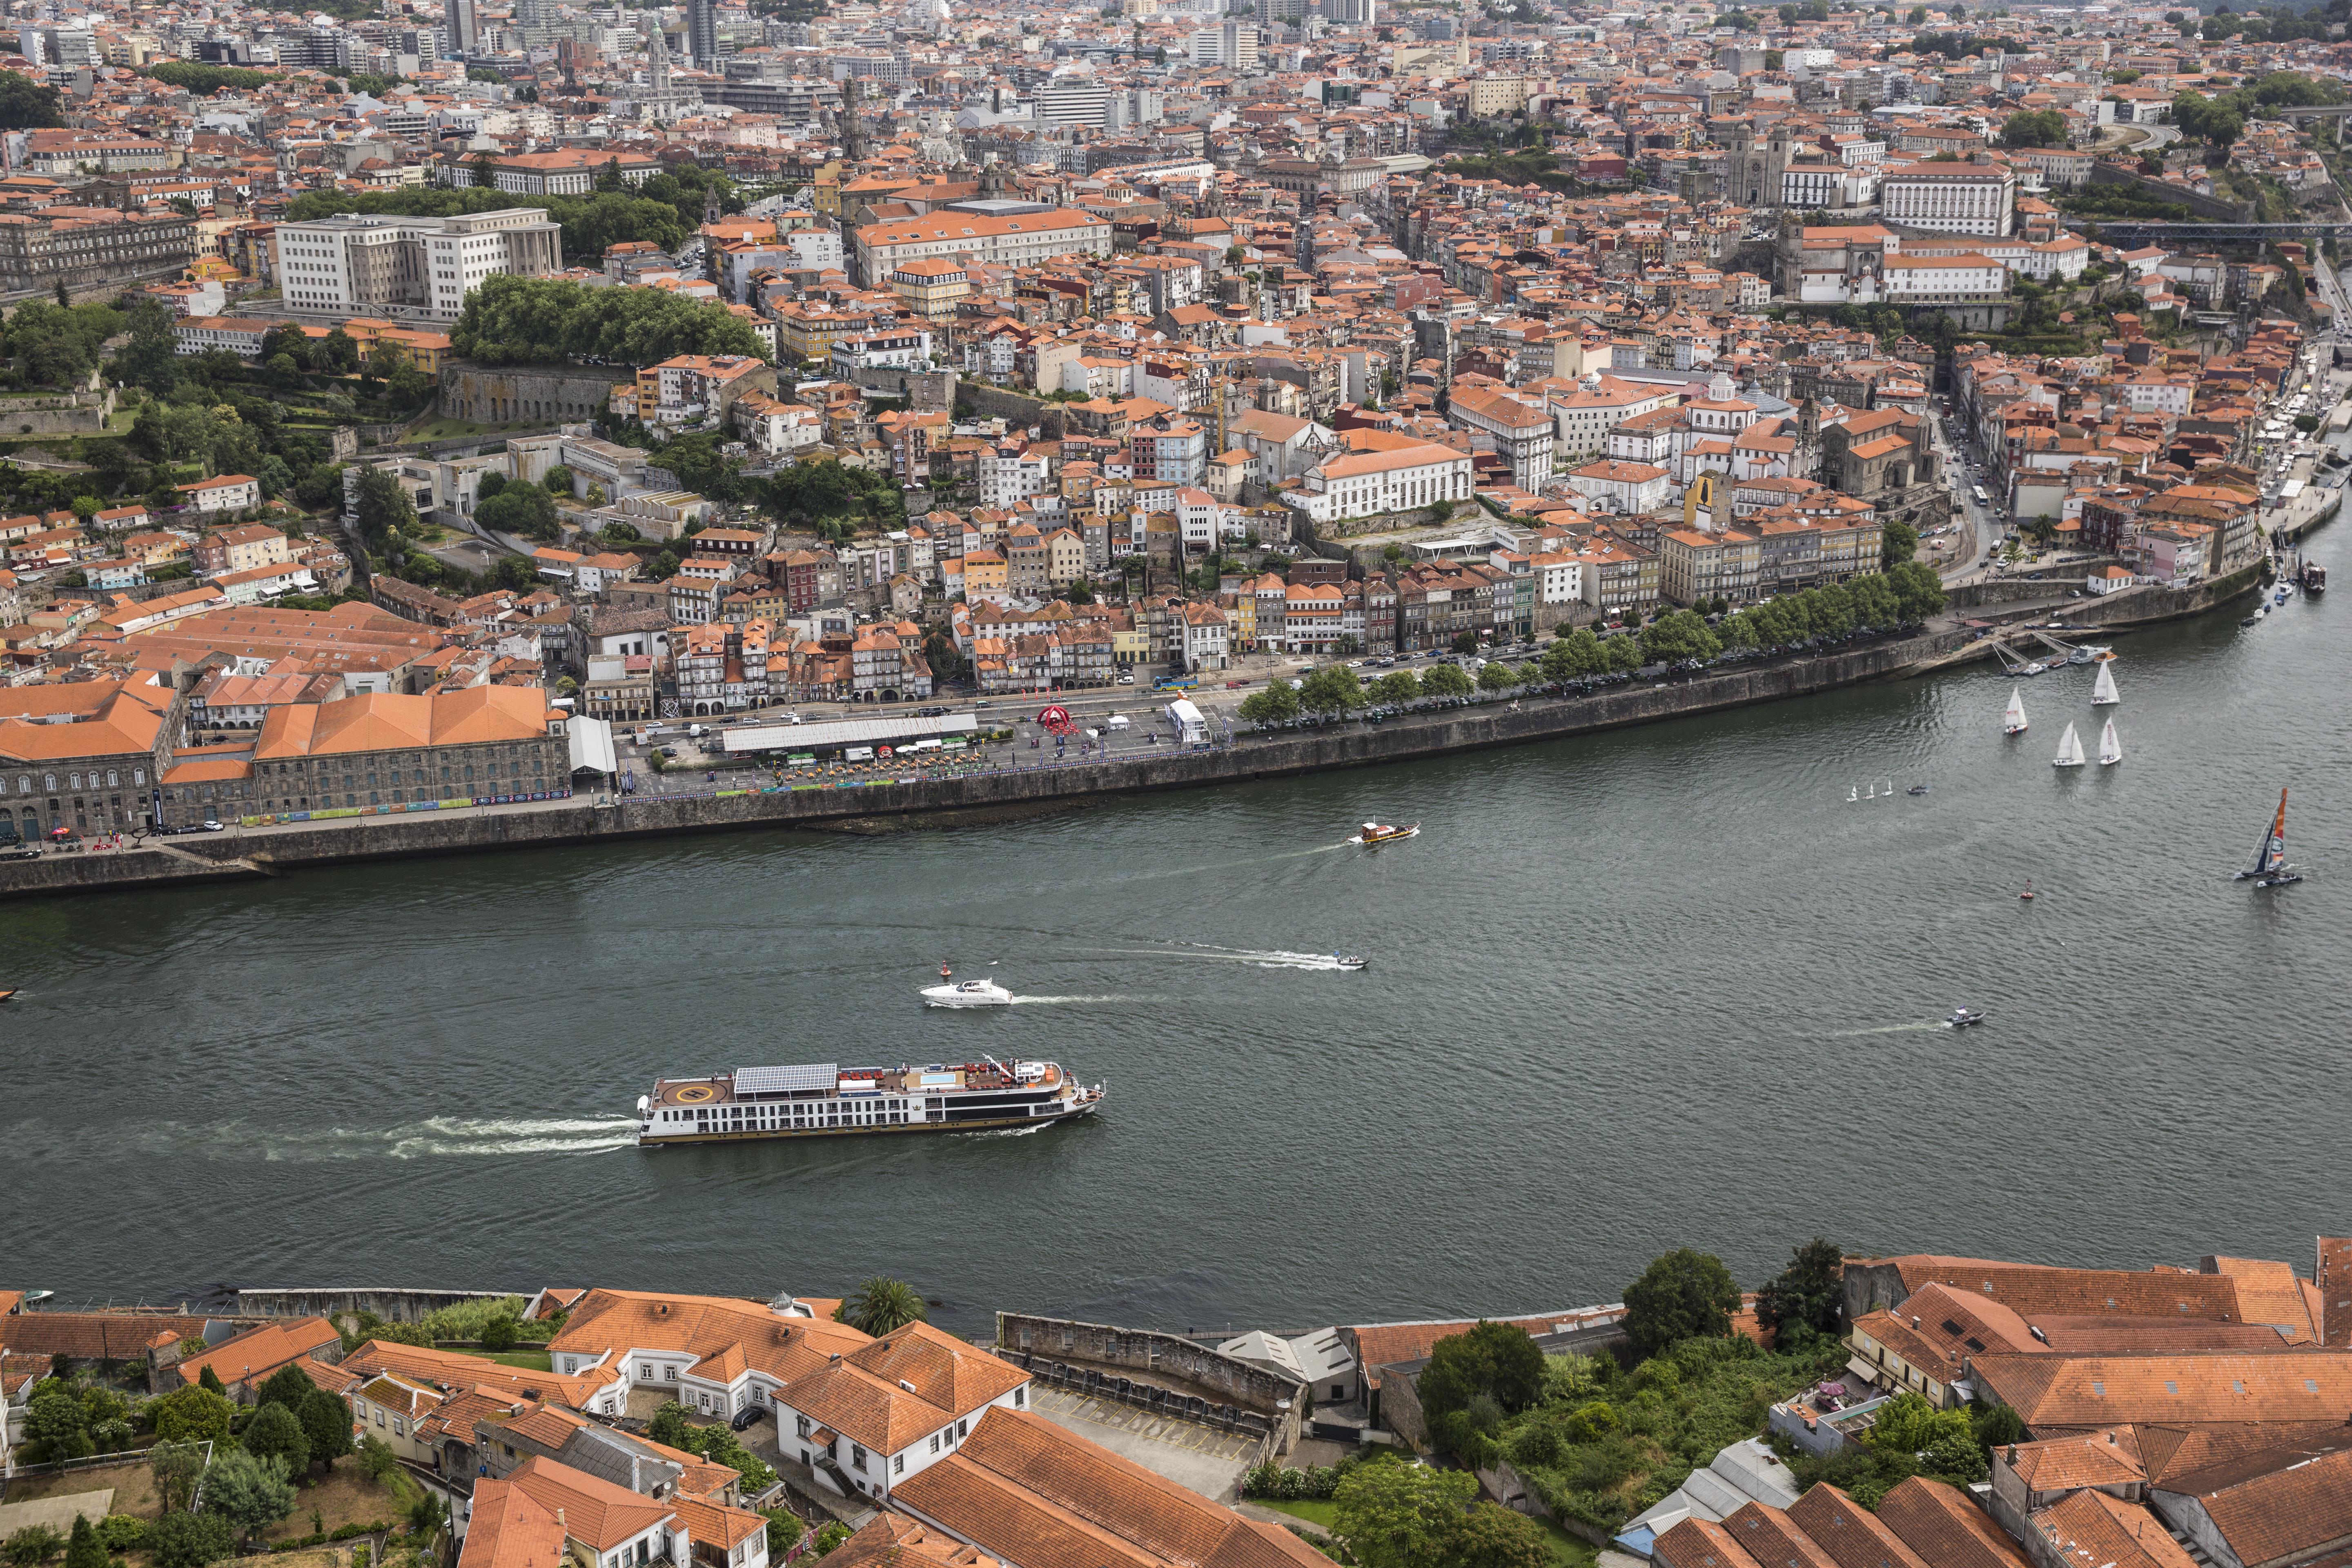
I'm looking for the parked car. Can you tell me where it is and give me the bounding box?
[201,819,225,832]
[1117,674,1136,685]
[731,1406,766,1432]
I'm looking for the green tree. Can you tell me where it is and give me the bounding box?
[240,1401,310,1478]
[452,274,765,365]
[1332,1463,1476,1568]
[255,1365,316,1413]
[646,1402,695,1450]
[148,1514,232,1568]
[1419,1322,1548,1425]
[0,74,65,129]
[1753,1238,1845,1343]
[1477,659,1521,692]
[356,1436,398,1486]
[543,464,575,495]
[480,1315,520,1352]
[318,328,359,374]
[1448,1505,1548,1568]
[351,464,419,553]
[297,1388,354,1470]
[1999,108,2067,147]
[477,482,559,541]
[60,1517,102,1568]
[110,298,181,393]
[1238,683,1301,726]
[1624,1248,1743,1358]
[1639,609,1722,664]
[1421,662,1473,698]
[1880,518,1919,569]
[5,1528,64,1568]
[1449,630,1478,654]
[1869,1392,1987,1482]
[22,1380,92,1462]
[837,1278,928,1335]
[1297,664,1364,717]
[150,1440,208,1514]
[153,1384,235,1446]
[1368,669,1421,705]
[204,1450,296,1549]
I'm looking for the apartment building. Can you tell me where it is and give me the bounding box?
[276,209,564,321]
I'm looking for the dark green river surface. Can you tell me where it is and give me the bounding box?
[6,526,2350,1335]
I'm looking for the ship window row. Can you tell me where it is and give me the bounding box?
[657,1102,916,1129]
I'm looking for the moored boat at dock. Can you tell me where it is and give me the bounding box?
[637,1058,1105,1145]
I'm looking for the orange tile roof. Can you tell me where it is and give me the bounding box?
[893,1408,1328,1568]
[342,1341,616,1411]
[1719,1504,1836,1568]
[2028,1490,2198,1568]
[1654,1519,1762,1568]
[1783,1485,1930,1568]
[505,1456,674,1553]
[1871,1479,2029,1568]
[458,1477,568,1568]
[825,1515,991,1568]
[1977,1351,2352,1429]
[175,1316,341,1390]
[253,685,559,759]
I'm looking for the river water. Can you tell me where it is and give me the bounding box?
[6,525,2350,1336]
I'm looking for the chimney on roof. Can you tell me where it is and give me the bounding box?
[2106,1432,2116,1445]
[2005,1446,2018,1464]
[1911,1316,1920,1329]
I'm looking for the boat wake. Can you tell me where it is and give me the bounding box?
[955,1123,1049,1139]
[272,1117,641,1160]
[1825,1023,1947,1038]
[1087,944,1362,971]
[1007,994,1138,1004]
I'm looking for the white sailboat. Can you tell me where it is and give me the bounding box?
[2002,685,2029,736]
[2054,721,2086,769]
[2091,662,2120,706]
[2098,718,2122,766]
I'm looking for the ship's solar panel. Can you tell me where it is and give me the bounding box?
[736,1063,838,1094]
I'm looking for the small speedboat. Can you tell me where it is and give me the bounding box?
[922,978,1014,1008]
[1332,956,1368,971]
[1907,784,1929,796]
[1946,1007,1987,1029]
[2020,660,2048,677]
[1352,821,1420,845]
[0,989,15,1002]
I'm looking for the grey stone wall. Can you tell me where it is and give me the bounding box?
[996,1313,1303,1411]
[955,383,1060,436]
[0,390,112,436]
[440,360,628,425]
[2083,163,2250,223]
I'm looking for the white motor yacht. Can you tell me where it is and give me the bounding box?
[922,978,1014,1008]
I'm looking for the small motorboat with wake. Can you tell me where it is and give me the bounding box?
[1331,955,1368,971]
[1352,821,1420,845]
[1907,784,1929,796]
[1945,1007,1987,1029]
[923,965,1015,1007]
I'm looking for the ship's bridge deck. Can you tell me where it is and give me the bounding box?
[650,1061,1062,1108]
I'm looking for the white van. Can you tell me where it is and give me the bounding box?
[843,746,875,762]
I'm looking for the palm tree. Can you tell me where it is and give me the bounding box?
[838,1278,928,1335]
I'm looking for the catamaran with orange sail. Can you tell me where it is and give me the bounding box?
[2234,788,2303,890]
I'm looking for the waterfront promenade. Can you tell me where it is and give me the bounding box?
[0,561,2262,900]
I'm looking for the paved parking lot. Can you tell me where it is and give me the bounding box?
[1028,1385,1258,1502]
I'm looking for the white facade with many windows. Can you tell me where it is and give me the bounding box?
[1881,254,2008,301]
[1283,441,1474,525]
[1880,167,2016,236]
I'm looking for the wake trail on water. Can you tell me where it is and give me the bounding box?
[1084,943,1362,972]
[1825,1022,1947,1037]
[16,1116,646,1161]
[1007,994,1145,1004]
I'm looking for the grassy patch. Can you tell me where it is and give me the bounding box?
[1256,1500,1337,1527]
[259,1463,414,1544]
[1535,1519,1597,1568]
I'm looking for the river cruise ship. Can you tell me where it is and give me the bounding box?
[636,1058,1104,1146]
